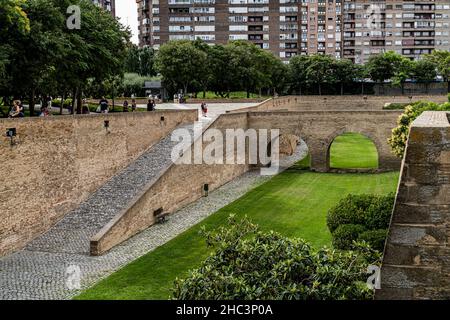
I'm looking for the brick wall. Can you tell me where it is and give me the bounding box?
[0,110,197,256]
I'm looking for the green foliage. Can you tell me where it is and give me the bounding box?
[358,229,388,252]
[383,102,410,110]
[124,46,156,76]
[173,215,380,300]
[332,224,366,250]
[411,59,437,82]
[327,193,395,233]
[0,0,130,115]
[424,50,450,81]
[156,40,208,95]
[327,193,394,251]
[388,101,450,157]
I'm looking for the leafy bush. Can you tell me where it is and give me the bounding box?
[332,224,366,250]
[172,215,381,300]
[358,229,388,252]
[383,102,410,110]
[327,193,394,251]
[388,101,450,157]
[327,193,395,233]
[51,98,72,108]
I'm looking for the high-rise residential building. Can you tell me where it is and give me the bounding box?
[343,0,450,64]
[136,0,450,63]
[93,0,116,17]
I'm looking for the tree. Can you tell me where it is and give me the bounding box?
[333,58,360,95]
[156,40,208,94]
[173,215,380,300]
[424,50,450,91]
[411,59,437,93]
[208,44,236,97]
[289,55,310,95]
[305,54,336,95]
[392,56,414,95]
[388,101,450,157]
[0,0,30,80]
[365,51,402,83]
[124,45,157,76]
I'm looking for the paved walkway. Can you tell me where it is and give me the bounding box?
[0,141,307,300]
[2,101,307,300]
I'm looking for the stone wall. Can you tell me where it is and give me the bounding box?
[377,111,450,300]
[0,110,197,256]
[90,112,250,255]
[231,95,449,113]
[247,110,402,172]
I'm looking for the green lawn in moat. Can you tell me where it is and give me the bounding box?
[75,132,398,300]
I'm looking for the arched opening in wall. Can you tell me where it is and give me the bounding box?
[261,134,309,169]
[278,134,310,169]
[328,132,378,170]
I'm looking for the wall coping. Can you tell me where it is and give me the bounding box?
[0,109,197,124]
[411,111,450,128]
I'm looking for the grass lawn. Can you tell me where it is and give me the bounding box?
[76,170,398,299]
[330,132,378,169]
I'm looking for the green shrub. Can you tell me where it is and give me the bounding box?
[327,193,394,233]
[388,101,450,157]
[51,98,72,108]
[173,215,380,300]
[358,229,388,252]
[383,102,409,110]
[327,193,394,251]
[332,224,366,250]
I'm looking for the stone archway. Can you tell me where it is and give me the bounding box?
[325,131,380,171]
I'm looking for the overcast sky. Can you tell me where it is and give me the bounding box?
[116,0,139,44]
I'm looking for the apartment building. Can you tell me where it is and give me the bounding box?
[93,0,116,17]
[343,0,450,64]
[136,0,450,63]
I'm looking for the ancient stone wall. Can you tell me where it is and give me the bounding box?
[247,110,402,172]
[0,110,197,256]
[377,111,450,300]
[232,95,449,113]
[90,113,250,255]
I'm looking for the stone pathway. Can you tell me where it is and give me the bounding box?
[0,101,307,300]
[0,140,307,300]
[25,123,196,255]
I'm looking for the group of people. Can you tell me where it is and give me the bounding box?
[94,97,141,113]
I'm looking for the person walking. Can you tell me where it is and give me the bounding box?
[131,99,137,112]
[147,99,155,111]
[99,96,109,113]
[201,102,208,117]
[123,100,129,112]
